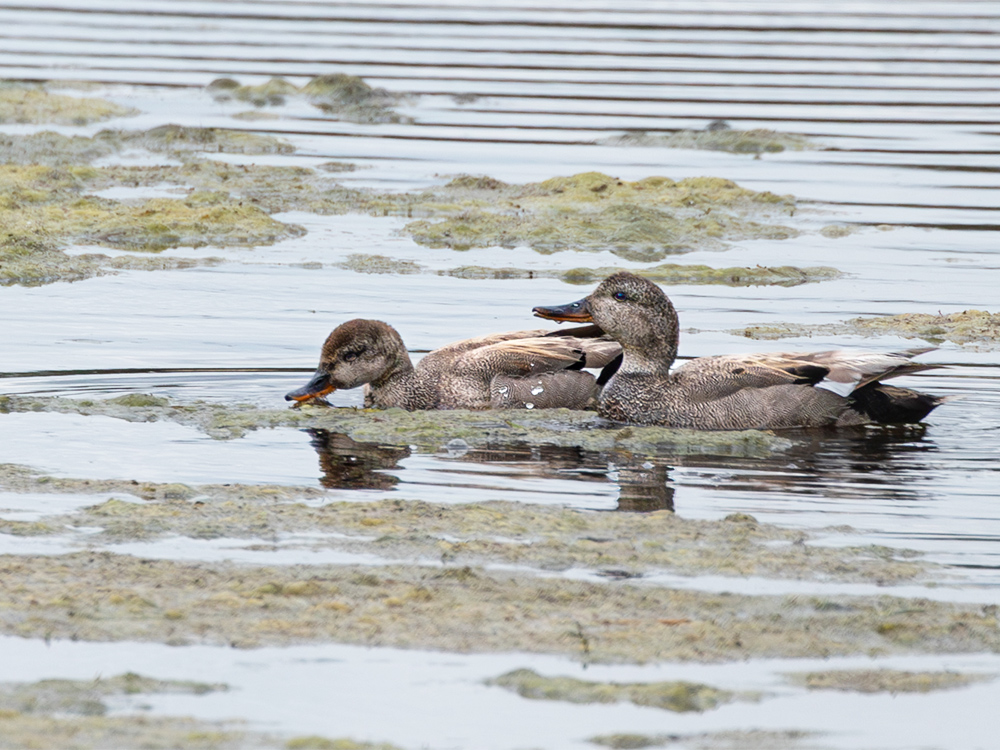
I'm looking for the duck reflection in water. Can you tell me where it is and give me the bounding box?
[306,429,410,490]
[614,462,675,512]
[439,441,674,512]
[302,421,933,510]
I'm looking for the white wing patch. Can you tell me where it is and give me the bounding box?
[814,376,860,397]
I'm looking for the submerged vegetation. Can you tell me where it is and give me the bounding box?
[403,172,797,257]
[0,82,137,125]
[206,74,409,124]
[332,253,841,286]
[1,81,805,286]
[1,124,801,285]
[487,668,741,712]
[784,669,994,694]
[0,394,790,455]
[737,309,1000,350]
[603,123,817,154]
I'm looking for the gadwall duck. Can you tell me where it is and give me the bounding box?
[533,272,947,430]
[285,319,621,410]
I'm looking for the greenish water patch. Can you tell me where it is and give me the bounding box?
[0,395,791,455]
[736,309,1000,349]
[604,125,816,154]
[207,74,409,124]
[487,668,740,712]
[285,740,401,750]
[0,82,137,125]
[1,121,804,284]
[2,127,293,167]
[331,255,840,287]
[589,729,819,750]
[336,253,423,275]
[0,672,226,716]
[0,464,930,585]
[785,668,994,693]
[404,172,797,258]
[0,550,995,662]
[0,160,304,285]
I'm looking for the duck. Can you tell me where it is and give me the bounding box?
[532,271,947,430]
[285,319,622,410]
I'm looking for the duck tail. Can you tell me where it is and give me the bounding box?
[848,382,949,424]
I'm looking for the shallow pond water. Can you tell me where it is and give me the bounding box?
[2,2,999,749]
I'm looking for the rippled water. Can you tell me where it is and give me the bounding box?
[2,2,1000,748]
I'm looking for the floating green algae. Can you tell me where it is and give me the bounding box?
[0,549,996,661]
[404,172,797,257]
[0,715,277,750]
[0,161,304,284]
[2,123,803,284]
[334,256,840,287]
[285,739,402,750]
[206,74,409,124]
[1,126,294,167]
[118,124,295,155]
[0,394,791,455]
[207,76,300,107]
[553,263,839,287]
[335,253,423,275]
[589,729,818,750]
[736,309,1000,350]
[784,668,994,694]
[0,673,226,716]
[487,668,739,712]
[604,125,816,154]
[0,82,137,125]
[0,462,930,585]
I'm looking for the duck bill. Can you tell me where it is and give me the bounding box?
[532,297,593,323]
[285,370,336,402]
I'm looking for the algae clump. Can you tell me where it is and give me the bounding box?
[0,673,226,716]
[0,82,137,125]
[336,253,424,275]
[404,172,797,258]
[737,309,1000,350]
[785,668,994,693]
[605,125,816,154]
[439,262,840,287]
[206,74,409,124]
[487,668,737,712]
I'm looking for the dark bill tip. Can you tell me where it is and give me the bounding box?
[285,370,335,402]
[532,298,593,322]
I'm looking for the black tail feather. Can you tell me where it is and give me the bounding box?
[850,383,945,424]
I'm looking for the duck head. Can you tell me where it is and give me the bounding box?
[533,272,679,370]
[285,319,411,402]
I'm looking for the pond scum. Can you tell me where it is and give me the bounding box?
[2,79,999,748]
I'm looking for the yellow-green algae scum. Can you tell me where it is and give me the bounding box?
[3,81,1000,746]
[0,79,851,289]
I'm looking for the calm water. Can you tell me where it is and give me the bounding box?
[1,2,999,748]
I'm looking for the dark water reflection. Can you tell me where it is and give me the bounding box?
[299,420,1000,577]
[307,429,410,490]
[302,425,941,512]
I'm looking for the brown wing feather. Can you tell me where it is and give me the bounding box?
[674,348,939,401]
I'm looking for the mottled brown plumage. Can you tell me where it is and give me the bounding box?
[533,272,947,430]
[285,319,621,410]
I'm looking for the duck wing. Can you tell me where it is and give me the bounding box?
[674,347,937,400]
[427,329,554,359]
[453,336,604,409]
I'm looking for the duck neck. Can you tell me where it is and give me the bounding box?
[366,353,417,408]
[617,299,679,377]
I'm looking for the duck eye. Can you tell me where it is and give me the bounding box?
[613,291,628,301]
[342,347,365,362]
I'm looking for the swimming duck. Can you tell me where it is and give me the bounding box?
[533,271,946,430]
[285,319,621,410]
